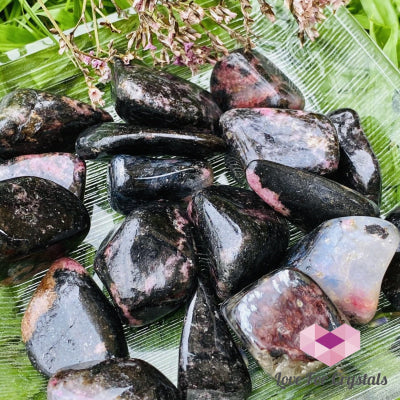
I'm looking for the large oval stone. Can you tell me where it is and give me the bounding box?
[0,177,90,285]
[94,204,197,326]
[179,280,252,399]
[188,185,289,300]
[222,269,347,377]
[21,258,129,377]
[0,153,86,198]
[246,160,380,231]
[211,48,305,111]
[0,89,112,158]
[284,216,400,324]
[47,358,180,400]
[328,109,381,205]
[220,108,339,175]
[76,123,226,160]
[112,60,221,132]
[108,155,213,215]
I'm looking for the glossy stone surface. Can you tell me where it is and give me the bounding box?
[328,109,381,205]
[220,108,339,175]
[76,123,226,160]
[0,153,86,198]
[94,204,197,326]
[246,160,380,231]
[178,280,252,399]
[222,269,347,377]
[112,60,221,132]
[382,207,400,310]
[22,258,128,377]
[108,155,213,215]
[211,49,305,111]
[284,216,400,324]
[0,177,90,285]
[188,185,289,300]
[0,89,112,158]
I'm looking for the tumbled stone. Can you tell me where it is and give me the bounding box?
[178,280,252,399]
[47,358,180,400]
[328,109,381,205]
[94,204,197,326]
[188,185,289,300]
[76,123,226,160]
[220,108,339,175]
[112,60,221,132]
[0,177,90,285]
[21,258,128,377]
[211,48,305,111]
[284,216,400,324]
[108,155,213,215]
[0,89,112,158]
[246,160,380,231]
[222,269,347,377]
[0,153,86,198]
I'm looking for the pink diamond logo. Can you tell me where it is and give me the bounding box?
[300,324,360,366]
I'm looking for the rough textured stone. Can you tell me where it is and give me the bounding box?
[22,258,128,377]
[220,108,339,176]
[94,204,197,326]
[285,216,400,324]
[178,280,252,399]
[246,160,380,231]
[108,155,213,215]
[188,185,289,300]
[222,269,347,377]
[211,48,305,111]
[0,89,112,158]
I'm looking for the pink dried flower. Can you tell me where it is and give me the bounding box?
[88,86,105,107]
[98,64,112,83]
[144,43,157,51]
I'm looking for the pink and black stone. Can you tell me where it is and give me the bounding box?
[178,280,252,399]
[112,60,222,132]
[188,185,289,301]
[76,123,226,160]
[94,204,197,326]
[382,207,400,310]
[328,109,381,205]
[47,358,180,399]
[0,153,86,198]
[246,160,380,231]
[222,269,347,377]
[220,108,339,177]
[284,216,400,324]
[21,258,128,377]
[210,48,305,111]
[108,155,213,215]
[0,177,90,285]
[0,89,112,158]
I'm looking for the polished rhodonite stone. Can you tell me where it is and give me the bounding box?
[382,207,400,310]
[178,280,252,399]
[21,258,129,377]
[0,153,86,198]
[108,155,213,215]
[210,49,305,111]
[246,160,380,231]
[47,358,180,400]
[75,123,226,160]
[284,216,400,324]
[0,177,90,285]
[188,185,289,300]
[220,108,339,175]
[0,89,112,158]
[94,204,197,326]
[328,109,381,205]
[222,269,347,377]
[112,60,221,132]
